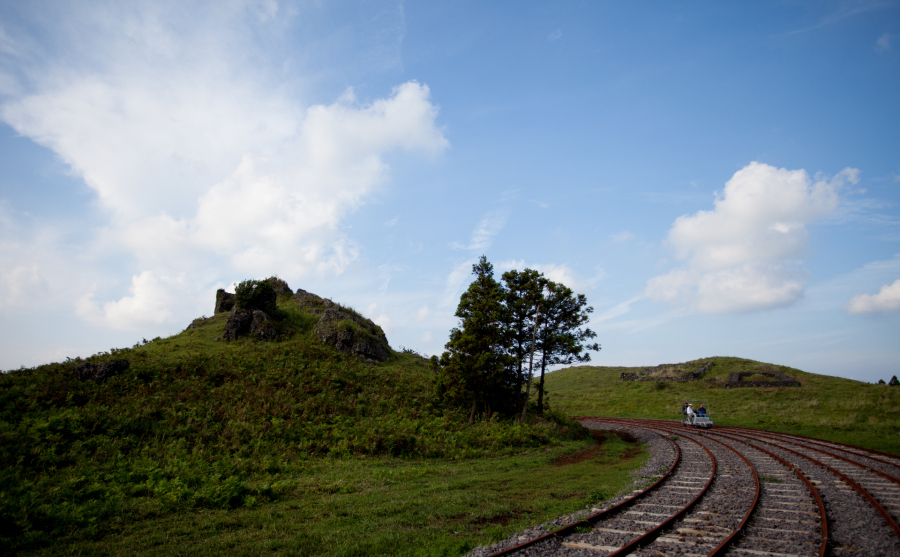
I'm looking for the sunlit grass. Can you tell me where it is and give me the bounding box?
[544,356,900,454]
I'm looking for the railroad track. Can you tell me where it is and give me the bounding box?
[469,418,900,557]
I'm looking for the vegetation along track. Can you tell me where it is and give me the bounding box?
[473,418,900,556]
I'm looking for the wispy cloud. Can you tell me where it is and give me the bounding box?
[611,231,634,242]
[593,296,642,323]
[450,209,509,251]
[782,2,887,36]
[548,29,562,41]
[876,32,892,52]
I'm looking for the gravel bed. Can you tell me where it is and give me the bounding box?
[724,429,900,557]
[709,432,823,556]
[628,426,756,556]
[732,429,900,528]
[464,422,676,557]
[759,430,900,482]
[484,428,712,556]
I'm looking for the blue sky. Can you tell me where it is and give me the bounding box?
[1,1,898,381]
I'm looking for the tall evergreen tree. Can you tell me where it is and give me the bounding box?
[501,268,547,398]
[533,282,600,416]
[437,256,515,422]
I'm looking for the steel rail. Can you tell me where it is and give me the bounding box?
[602,424,717,557]
[642,422,762,557]
[721,425,900,489]
[483,425,681,557]
[584,417,829,557]
[704,428,829,557]
[587,418,758,557]
[735,427,900,479]
[723,428,900,539]
[715,423,900,465]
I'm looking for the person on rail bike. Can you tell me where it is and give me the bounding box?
[698,405,706,417]
[685,403,695,424]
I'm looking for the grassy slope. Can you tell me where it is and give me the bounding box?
[1,297,648,555]
[543,356,900,455]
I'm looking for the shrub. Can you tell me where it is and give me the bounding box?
[234,279,277,314]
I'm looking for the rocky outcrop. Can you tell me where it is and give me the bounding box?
[215,289,235,314]
[250,309,277,340]
[724,371,800,388]
[621,361,714,382]
[223,308,253,340]
[73,359,130,383]
[314,308,390,362]
[265,277,293,296]
[214,279,391,359]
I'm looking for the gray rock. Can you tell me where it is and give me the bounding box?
[314,308,390,362]
[215,289,235,314]
[73,359,130,383]
[265,277,292,296]
[223,308,253,340]
[250,309,277,340]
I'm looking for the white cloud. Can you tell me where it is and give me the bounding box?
[496,259,601,293]
[450,209,509,251]
[548,29,562,41]
[876,33,892,52]
[415,305,431,322]
[846,279,900,314]
[441,259,478,307]
[385,216,399,227]
[76,272,188,330]
[645,162,852,313]
[611,231,634,242]
[0,3,447,330]
[0,264,48,310]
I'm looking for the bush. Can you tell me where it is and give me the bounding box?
[234,280,277,314]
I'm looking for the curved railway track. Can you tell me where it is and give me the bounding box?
[471,418,900,557]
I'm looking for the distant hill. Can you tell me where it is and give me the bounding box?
[543,356,900,455]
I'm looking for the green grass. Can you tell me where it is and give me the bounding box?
[1,299,648,555]
[23,434,646,556]
[542,356,900,455]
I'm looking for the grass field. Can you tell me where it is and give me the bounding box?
[543,356,900,455]
[23,432,647,556]
[1,296,650,555]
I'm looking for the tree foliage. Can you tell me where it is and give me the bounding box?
[436,256,600,421]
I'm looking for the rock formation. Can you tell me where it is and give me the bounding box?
[73,359,130,383]
[214,278,391,361]
[215,290,235,314]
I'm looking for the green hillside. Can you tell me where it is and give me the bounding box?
[543,356,900,455]
[0,290,648,556]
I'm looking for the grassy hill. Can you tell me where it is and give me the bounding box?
[0,292,648,556]
[543,356,900,455]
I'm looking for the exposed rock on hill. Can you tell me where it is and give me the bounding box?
[215,290,235,314]
[73,359,130,383]
[315,308,390,362]
[215,279,390,360]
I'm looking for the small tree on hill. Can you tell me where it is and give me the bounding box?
[890,376,900,387]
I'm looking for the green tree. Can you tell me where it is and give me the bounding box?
[501,268,547,399]
[890,376,900,387]
[437,256,515,423]
[533,282,600,416]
